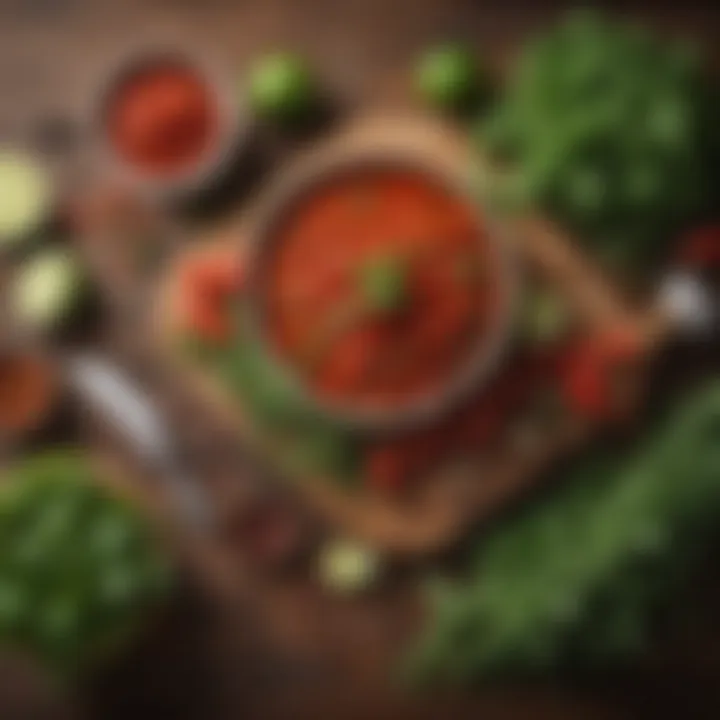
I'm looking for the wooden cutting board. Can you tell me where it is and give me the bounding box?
[153,114,671,555]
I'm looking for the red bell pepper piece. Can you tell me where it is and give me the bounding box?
[178,247,246,344]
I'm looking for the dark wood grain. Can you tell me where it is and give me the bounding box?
[1,1,719,719]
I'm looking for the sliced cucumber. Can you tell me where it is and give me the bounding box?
[0,152,52,248]
[317,538,381,594]
[11,248,85,330]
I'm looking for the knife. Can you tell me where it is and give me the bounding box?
[65,353,213,531]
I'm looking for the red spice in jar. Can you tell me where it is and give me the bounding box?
[106,62,217,177]
[0,353,57,436]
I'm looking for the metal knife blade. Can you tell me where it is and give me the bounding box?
[65,353,212,531]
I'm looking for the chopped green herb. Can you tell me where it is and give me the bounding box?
[0,452,172,675]
[359,254,409,315]
[477,9,719,267]
[193,330,362,481]
[406,381,720,682]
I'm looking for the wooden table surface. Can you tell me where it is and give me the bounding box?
[1,1,720,719]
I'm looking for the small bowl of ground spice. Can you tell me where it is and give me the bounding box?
[98,49,244,199]
[0,347,59,441]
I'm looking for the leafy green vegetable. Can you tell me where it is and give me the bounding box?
[407,381,720,683]
[478,9,719,268]
[188,322,362,481]
[0,451,172,675]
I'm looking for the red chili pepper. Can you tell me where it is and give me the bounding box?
[559,326,644,422]
[560,345,606,418]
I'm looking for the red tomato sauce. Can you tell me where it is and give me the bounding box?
[107,62,217,176]
[265,169,500,410]
[0,354,57,435]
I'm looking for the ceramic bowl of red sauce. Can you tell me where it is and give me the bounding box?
[98,50,242,198]
[246,154,518,433]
